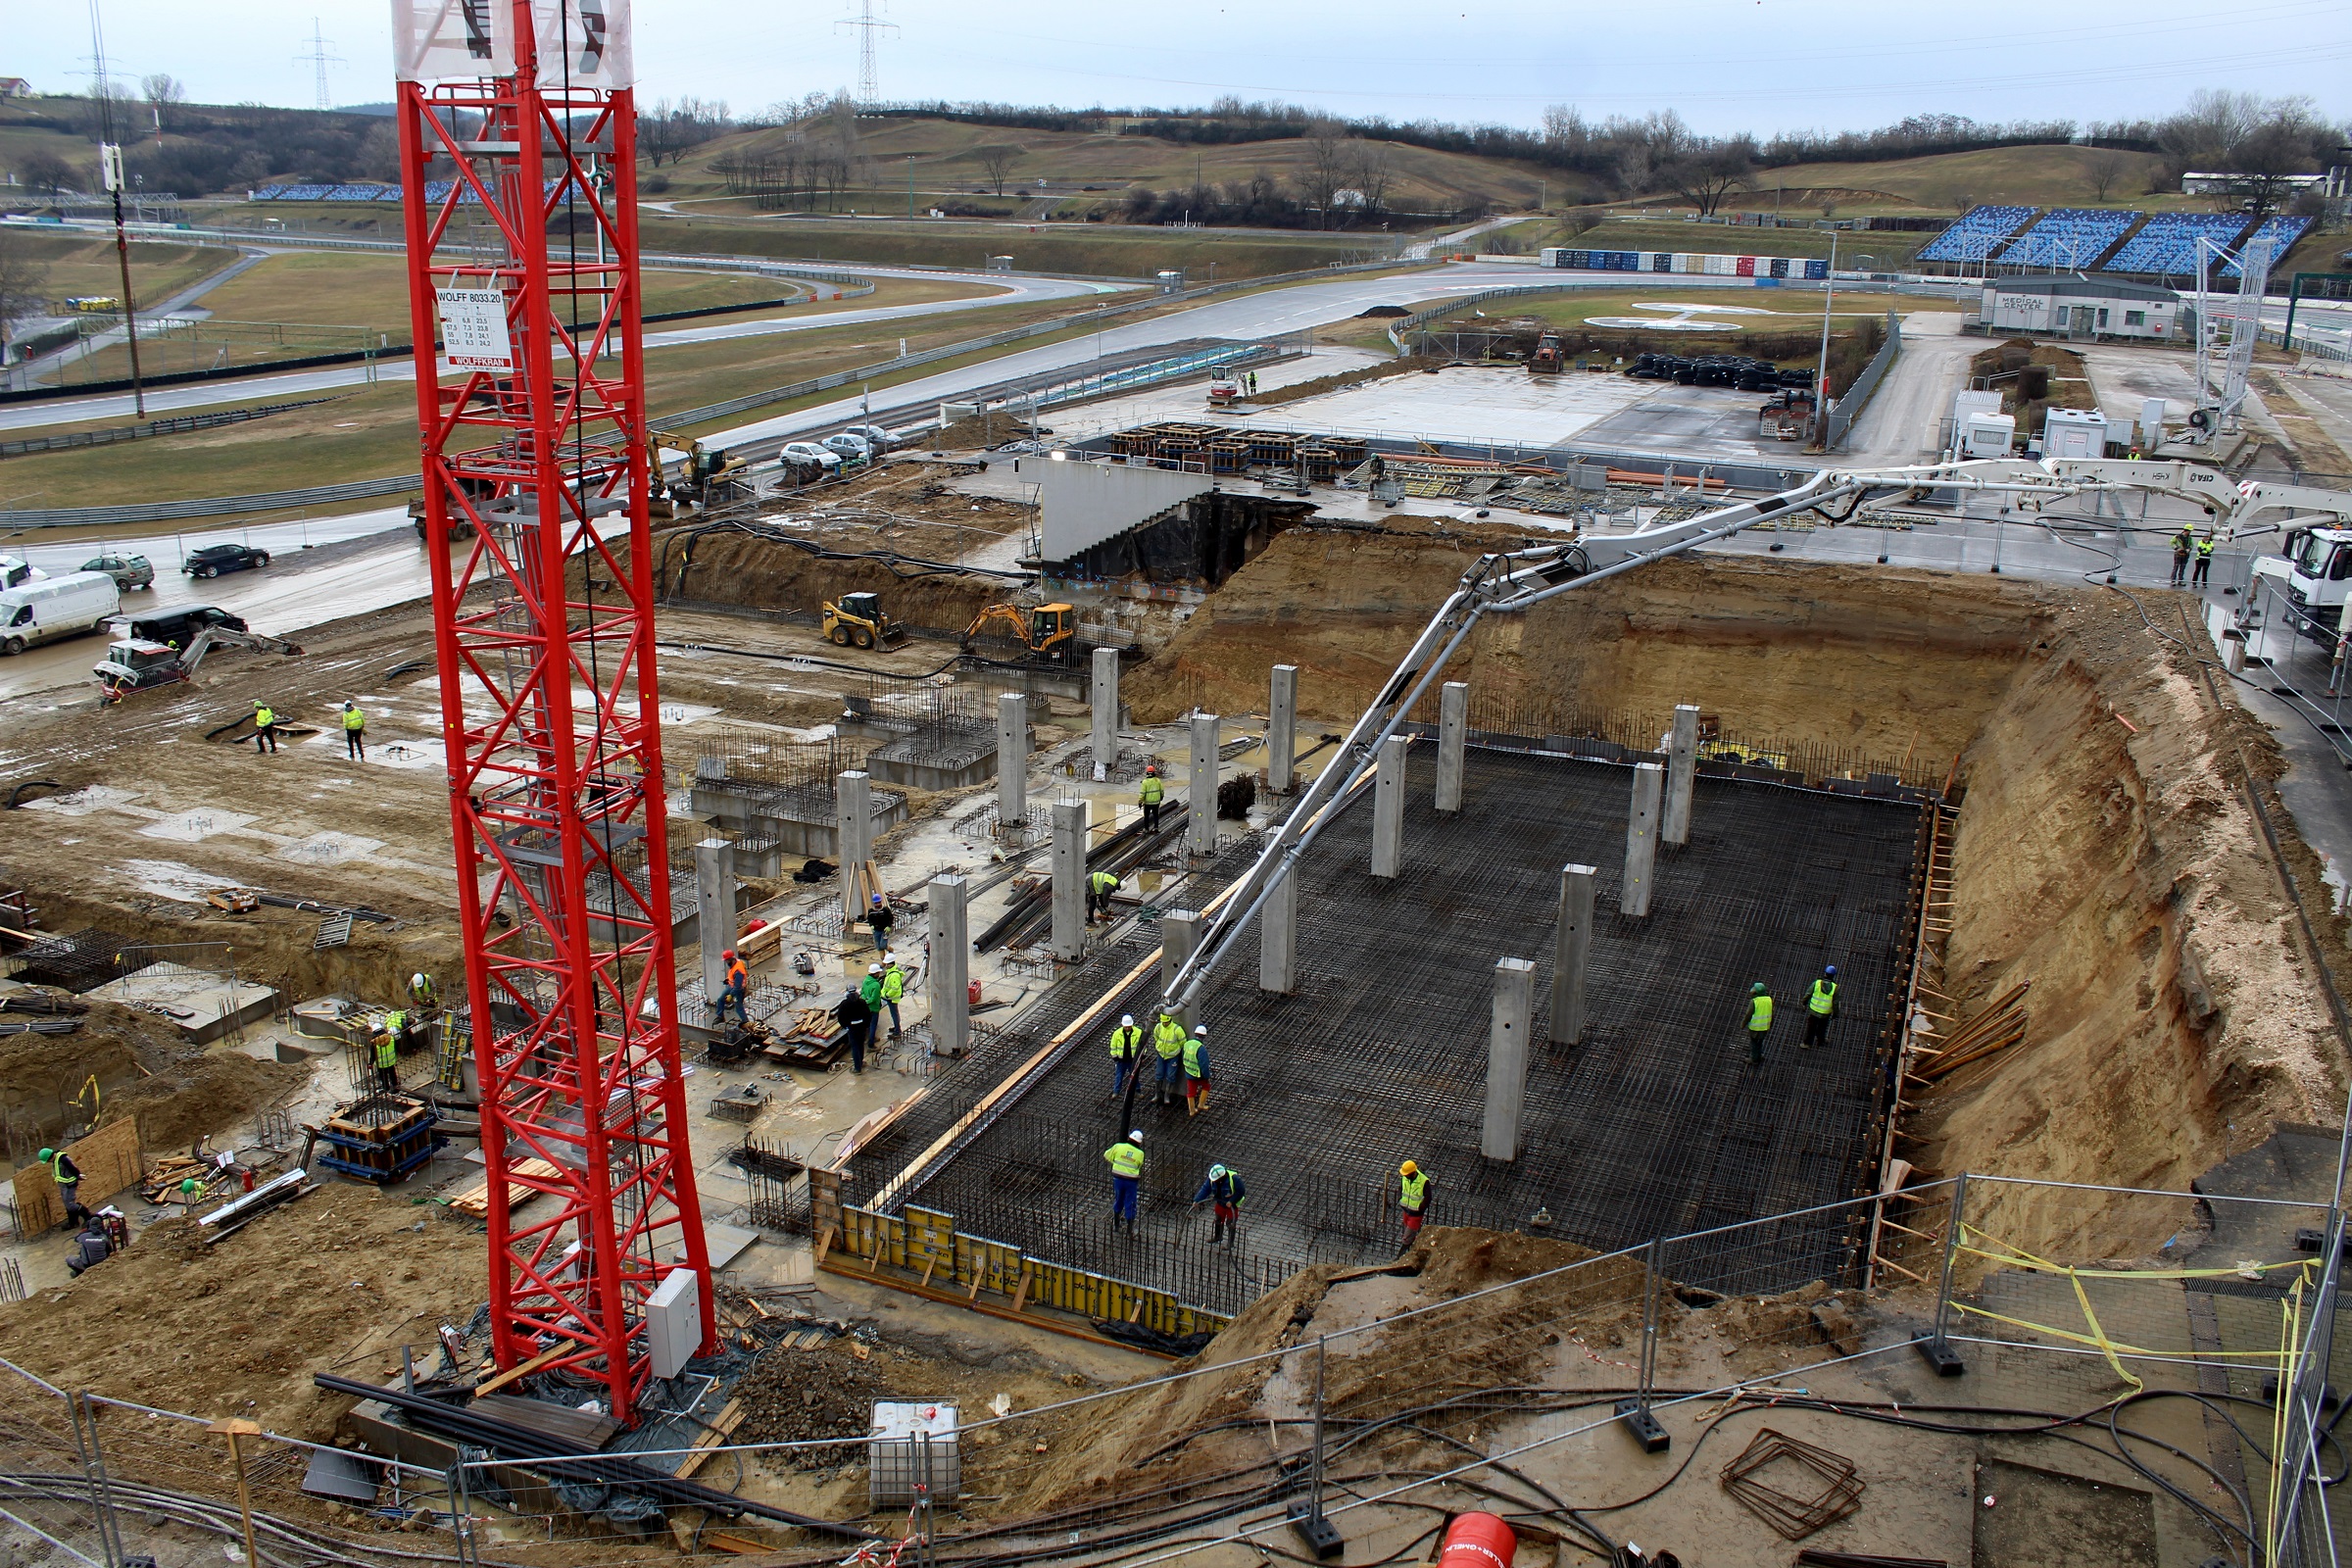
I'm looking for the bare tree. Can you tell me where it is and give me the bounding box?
[141,74,186,134]
[2082,148,2130,202]
[19,150,77,199]
[1296,118,1353,228]
[1669,141,1753,218]
[1349,139,1395,218]
[0,229,52,362]
[975,145,1022,197]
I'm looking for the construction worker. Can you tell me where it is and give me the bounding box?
[1087,869,1123,924]
[342,700,367,760]
[252,700,278,755]
[1152,1010,1187,1104]
[867,892,895,952]
[1802,964,1838,1050]
[712,949,750,1026]
[2170,525,2194,588]
[1246,369,1258,396]
[1743,982,1773,1067]
[1191,1162,1246,1246]
[1397,1160,1430,1245]
[408,971,438,1010]
[1138,766,1164,832]
[65,1216,112,1278]
[859,962,885,1031]
[1104,1130,1146,1227]
[37,1148,82,1228]
[879,953,906,1039]
[2193,531,2216,589]
[1182,1025,1212,1116]
[1108,1013,1143,1098]
[833,983,875,1074]
[374,1016,402,1094]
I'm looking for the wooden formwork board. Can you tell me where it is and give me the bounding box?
[12,1116,142,1234]
[830,1201,1229,1347]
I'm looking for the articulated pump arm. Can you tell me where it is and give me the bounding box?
[1152,453,2344,1022]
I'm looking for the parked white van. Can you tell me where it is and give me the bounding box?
[0,570,122,655]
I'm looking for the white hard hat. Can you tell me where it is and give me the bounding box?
[1130,1129,1144,1142]
[1121,1014,1134,1027]
[1195,1025,1207,1036]
[868,963,883,974]
[411,972,423,987]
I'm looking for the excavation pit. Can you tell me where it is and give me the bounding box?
[848,742,1931,1315]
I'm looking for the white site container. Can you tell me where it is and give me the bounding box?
[869,1401,960,1505]
[1962,412,2016,458]
[2042,407,2108,461]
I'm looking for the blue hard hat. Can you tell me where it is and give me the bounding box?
[1824,964,1838,977]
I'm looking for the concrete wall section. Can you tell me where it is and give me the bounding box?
[1029,457,1215,562]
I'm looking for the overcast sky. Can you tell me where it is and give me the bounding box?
[12,0,2351,134]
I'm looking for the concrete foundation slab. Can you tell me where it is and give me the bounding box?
[87,963,278,1046]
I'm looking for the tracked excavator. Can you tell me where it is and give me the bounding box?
[93,623,304,702]
[1146,455,2352,1021]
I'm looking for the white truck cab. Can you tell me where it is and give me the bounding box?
[2253,526,2352,635]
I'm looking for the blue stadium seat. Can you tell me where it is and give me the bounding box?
[1917,205,2036,265]
[1997,208,2138,269]
[2099,214,2248,277]
[2221,216,2314,276]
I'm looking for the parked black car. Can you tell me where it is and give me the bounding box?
[115,606,247,648]
[182,543,270,579]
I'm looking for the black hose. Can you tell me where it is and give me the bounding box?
[5,779,60,809]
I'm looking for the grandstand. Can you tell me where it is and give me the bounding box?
[1998,208,2140,270]
[1539,249,1830,279]
[2221,215,2315,276]
[1916,204,2036,267]
[247,178,581,206]
[2099,213,2249,279]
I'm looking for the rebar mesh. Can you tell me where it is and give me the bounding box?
[852,744,1927,1310]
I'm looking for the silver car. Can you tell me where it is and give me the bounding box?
[81,554,155,590]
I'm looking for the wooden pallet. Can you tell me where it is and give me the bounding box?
[447,1157,564,1218]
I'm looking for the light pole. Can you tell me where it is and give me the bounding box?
[1812,228,1838,448]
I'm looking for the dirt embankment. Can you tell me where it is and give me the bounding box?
[1914,591,2350,1256]
[650,528,1010,634]
[1130,528,2049,764]
[0,997,304,1156]
[1007,1228,1643,1517]
[0,1183,486,1436]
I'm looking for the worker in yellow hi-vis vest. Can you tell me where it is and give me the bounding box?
[1743,982,1773,1068]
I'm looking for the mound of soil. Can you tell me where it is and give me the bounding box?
[0,1182,486,1436]
[109,1051,304,1154]
[733,1340,902,1464]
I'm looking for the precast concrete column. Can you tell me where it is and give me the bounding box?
[1483,956,1537,1160]
[1663,704,1699,847]
[1552,863,1596,1045]
[997,692,1028,832]
[1051,801,1088,961]
[1161,908,1201,1032]
[1091,649,1120,778]
[1187,712,1221,857]
[1371,733,1407,878]
[1267,664,1298,794]
[1258,863,1298,995]
[1622,762,1663,918]
[836,770,873,929]
[928,873,969,1055]
[1436,681,1469,812]
[694,838,737,1003]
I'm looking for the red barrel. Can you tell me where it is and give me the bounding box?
[1439,1512,1517,1568]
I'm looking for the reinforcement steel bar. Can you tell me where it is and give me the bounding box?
[310,1375,878,1540]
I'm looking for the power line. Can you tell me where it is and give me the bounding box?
[293,17,345,112]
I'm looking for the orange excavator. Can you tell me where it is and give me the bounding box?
[961,601,1078,664]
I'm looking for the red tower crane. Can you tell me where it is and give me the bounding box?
[392,0,712,1426]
